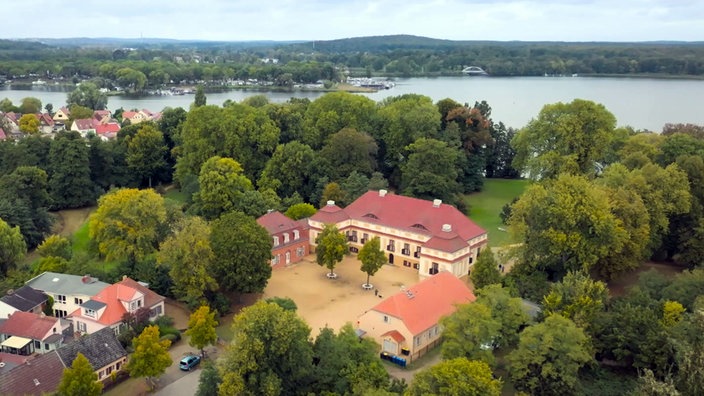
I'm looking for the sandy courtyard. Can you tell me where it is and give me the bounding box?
[263,255,421,336]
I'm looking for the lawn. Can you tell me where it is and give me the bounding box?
[163,187,189,204]
[464,178,529,247]
[71,221,91,253]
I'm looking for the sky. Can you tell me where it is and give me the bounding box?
[3,0,703,42]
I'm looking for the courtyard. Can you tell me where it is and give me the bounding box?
[262,254,421,336]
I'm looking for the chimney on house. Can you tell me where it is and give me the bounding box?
[81,275,90,284]
[379,189,387,197]
[327,200,335,206]
[442,224,452,232]
[433,199,442,208]
[122,275,128,281]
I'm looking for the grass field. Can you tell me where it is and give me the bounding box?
[163,188,188,204]
[464,178,530,247]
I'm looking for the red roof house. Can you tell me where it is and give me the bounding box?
[257,211,310,268]
[357,271,475,362]
[0,312,68,356]
[309,190,488,279]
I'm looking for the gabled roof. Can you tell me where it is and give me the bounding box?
[370,271,475,335]
[122,111,139,119]
[344,191,486,243]
[72,118,95,131]
[25,272,108,297]
[55,327,127,371]
[0,351,65,396]
[0,286,47,312]
[35,113,54,126]
[309,201,349,224]
[257,211,308,235]
[381,330,405,342]
[57,107,70,115]
[0,312,59,341]
[95,122,120,135]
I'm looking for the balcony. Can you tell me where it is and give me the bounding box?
[347,236,358,243]
[360,238,367,244]
[401,248,410,256]
[386,245,395,252]
[414,251,421,258]
[429,268,439,275]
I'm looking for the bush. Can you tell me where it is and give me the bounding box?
[160,333,179,343]
[210,292,231,316]
[154,315,174,328]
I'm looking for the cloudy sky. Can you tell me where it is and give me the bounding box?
[3,0,703,42]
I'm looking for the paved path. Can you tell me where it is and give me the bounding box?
[154,370,200,396]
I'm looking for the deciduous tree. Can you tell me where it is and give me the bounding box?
[358,237,386,288]
[258,141,315,200]
[441,302,500,364]
[18,114,39,134]
[57,352,103,396]
[48,131,95,209]
[400,138,460,205]
[470,248,501,289]
[315,224,348,278]
[319,128,378,180]
[475,284,530,348]
[284,203,317,220]
[126,124,167,188]
[37,234,72,260]
[186,305,218,357]
[192,156,253,220]
[66,82,108,110]
[128,325,173,390]
[0,218,26,276]
[543,271,608,331]
[407,358,501,396]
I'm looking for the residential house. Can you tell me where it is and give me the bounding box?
[0,327,128,395]
[0,127,6,140]
[308,190,488,279]
[121,110,148,125]
[0,285,48,318]
[69,276,166,335]
[71,118,96,137]
[256,211,310,268]
[357,271,475,363]
[95,122,121,140]
[35,113,54,134]
[52,107,70,122]
[0,312,70,356]
[92,110,112,124]
[25,272,109,319]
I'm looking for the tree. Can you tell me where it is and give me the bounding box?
[341,171,371,204]
[400,138,460,205]
[543,271,608,331]
[128,325,173,390]
[475,284,530,348]
[319,128,378,180]
[258,141,315,200]
[315,224,348,278]
[89,188,167,264]
[157,216,217,305]
[18,114,39,134]
[209,211,272,294]
[407,358,501,396]
[196,361,222,396]
[48,131,95,209]
[217,301,314,396]
[632,369,680,396]
[511,99,617,180]
[126,124,167,187]
[265,296,298,312]
[0,166,53,248]
[37,234,72,260]
[66,82,108,110]
[68,104,94,122]
[284,203,317,220]
[320,182,346,207]
[441,302,500,364]
[0,218,26,276]
[57,352,103,396]
[116,67,147,93]
[194,85,207,107]
[470,248,501,289]
[192,156,254,220]
[302,91,377,149]
[508,315,592,396]
[186,305,218,358]
[19,97,42,114]
[358,237,386,288]
[509,173,627,278]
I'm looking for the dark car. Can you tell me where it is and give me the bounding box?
[179,355,201,371]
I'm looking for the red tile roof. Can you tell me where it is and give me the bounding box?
[122,111,138,119]
[370,271,475,335]
[72,118,94,131]
[0,312,59,340]
[257,211,305,234]
[310,201,349,224]
[344,191,486,243]
[0,351,64,396]
[423,232,471,252]
[95,123,120,135]
[381,330,406,342]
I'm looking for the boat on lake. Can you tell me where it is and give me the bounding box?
[461,66,489,76]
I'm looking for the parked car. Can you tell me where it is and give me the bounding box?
[179,355,201,371]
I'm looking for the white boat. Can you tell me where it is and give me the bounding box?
[461,66,489,76]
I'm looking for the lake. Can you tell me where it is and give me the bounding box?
[2,76,703,131]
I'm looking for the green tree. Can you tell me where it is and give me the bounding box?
[315,224,348,278]
[319,128,378,180]
[37,234,72,260]
[89,188,167,264]
[476,284,530,348]
[661,300,685,328]
[48,131,95,209]
[19,97,42,114]
[68,104,94,122]
[186,305,219,357]
[192,156,254,220]
[470,248,501,289]
[284,203,317,220]
[441,302,500,364]
[302,91,377,149]
[400,138,460,205]
[116,67,147,93]
[543,271,608,331]
[512,99,617,180]
[673,297,704,396]
[258,141,315,200]
[320,182,346,207]
[194,85,207,107]
[57,352,103,396]
[217,301,313,396]
[126,124,167,188]
[508,315,592,396]
[407,358,501,396]
[0,218,26,276]
[0,166,53,248]
[18,114,39,134]
[341,171,371,204]
[196,361,222,396]
[128,325,173,390]
[509,173,627,278]
[358,237,386,288]
[209,211,272,294]
[265,296,298,312]
[66,82,108,110]
[157,216,217,305]
[632,369,680,396]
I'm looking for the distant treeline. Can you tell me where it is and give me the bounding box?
[1,35,703,82]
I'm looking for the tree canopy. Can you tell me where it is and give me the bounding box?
[407,358,501,396]
[57,352,103,396]
[315,224,348,277]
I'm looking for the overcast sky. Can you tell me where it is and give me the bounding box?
[3,0,703,42]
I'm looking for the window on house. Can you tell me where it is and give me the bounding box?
[74,297,83,305]
[273,236,279,246]
[429,262,440,275]
[283,233,290,243]
[383,315,389,323]
[85,309,96,318]
[137,300,142,308]
[415,336,421,346]
[45,343,50,350]
[77,322,86,332]
[402,243,410,255]
[469,257,473,264]
[296,247,305,257]
[56,295,66,303]
[99,370,105,379]
[293,230,300,240]
[387,240,395,252]
[34,340,40,349]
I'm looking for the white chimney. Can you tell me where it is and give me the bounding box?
[433,199,442,208]
[327,200,335,206]
[442,224,452,232]
[379,189,387,197]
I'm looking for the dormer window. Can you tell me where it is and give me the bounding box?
[273,236,280,246]
[293,230,300,240]
[85,308,96,318]
[283,233,290,243]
